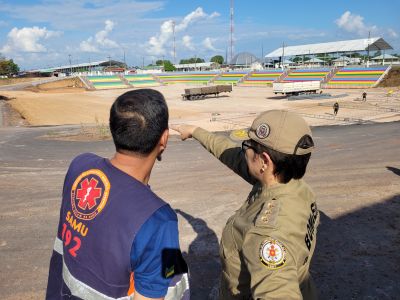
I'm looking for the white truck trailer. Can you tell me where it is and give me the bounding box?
[273,81,321,96]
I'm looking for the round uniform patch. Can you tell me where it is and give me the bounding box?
[259,239,287,269]
[71,169,111,220]
[255,124,270,139]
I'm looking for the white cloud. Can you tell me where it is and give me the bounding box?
[175,7,206,31]
[209,12,220,19]
[80,37,99,52]
[1,26,60,54]
[146,7,219,56]
[202,37,218,51]
[388,28,398,38]
[80,20,119,52]
[182,35,194,50]
[335,11,377,36]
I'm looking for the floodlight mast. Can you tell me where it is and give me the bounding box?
[367,31,371,67]
[172,20,176,64]
[230,0,234,65]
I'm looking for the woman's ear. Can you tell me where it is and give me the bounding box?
[261,151,271,165]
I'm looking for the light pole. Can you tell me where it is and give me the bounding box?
[68,54,72,75]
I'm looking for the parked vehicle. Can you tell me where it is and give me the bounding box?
[182,85,232,100]
[273,81,321,96]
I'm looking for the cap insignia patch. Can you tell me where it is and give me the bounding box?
[256,124,270,139]
[259,238,287,269]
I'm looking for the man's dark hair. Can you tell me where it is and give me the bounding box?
[109,89,168,155]
[251,139,311,184]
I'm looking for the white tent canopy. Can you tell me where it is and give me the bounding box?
[371,54,398,60]
[265,37,393,58]
[306,57,325,63]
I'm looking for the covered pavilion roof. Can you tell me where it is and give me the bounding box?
[265,37,393,58]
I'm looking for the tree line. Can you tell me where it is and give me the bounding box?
[153,55,225,71]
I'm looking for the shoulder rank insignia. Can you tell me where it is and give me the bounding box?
[255,198,280,227]
[259,238,287,270]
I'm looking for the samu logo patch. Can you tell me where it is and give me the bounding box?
[71,169,111,220]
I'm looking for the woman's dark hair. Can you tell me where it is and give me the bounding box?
[251,139,311,184]
[109,89,168,155]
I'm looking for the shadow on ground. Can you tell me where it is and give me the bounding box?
[176,209,220,299]
[313,194,400,299]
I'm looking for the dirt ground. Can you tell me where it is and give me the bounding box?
[0,82,400,299]
[1,84,400,130]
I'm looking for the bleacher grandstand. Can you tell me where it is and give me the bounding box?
[156,72,218,85]
[80,66,390,90]
[124,74,159,87]
[326,67,389,88]
[282,68,331,82]
[86,75,130,89]
[213,71,248,85]
[240,70,284,86]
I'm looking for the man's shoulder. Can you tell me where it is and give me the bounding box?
[71,152,101,165]
[151,204,178,223]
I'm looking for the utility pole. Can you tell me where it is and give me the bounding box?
[261,44,264,64]
[68,54,72,75]
[172,21,176,64]
[123,48,126,69]
[230,0,234,64]
[281,42,285,70]
[107,55,111,67]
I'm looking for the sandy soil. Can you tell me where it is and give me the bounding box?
[1,83,400,299]
[2,85,400,131]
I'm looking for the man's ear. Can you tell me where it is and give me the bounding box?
[159,128,169,150]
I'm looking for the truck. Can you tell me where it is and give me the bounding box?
[273,81,321,96]
[182,85,232,100]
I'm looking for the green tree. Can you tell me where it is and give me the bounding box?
[154,60,175,71]
[0,58,19,76]
[163,60,176,71]
[179,57,204,64]
[210,55,224,64]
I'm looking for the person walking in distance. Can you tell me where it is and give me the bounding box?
[172,110,319,299]
[46,89,189,300]
[362,91,367,102]
[333,102,339,116]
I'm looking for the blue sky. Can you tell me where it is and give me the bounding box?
[1,0,399,70]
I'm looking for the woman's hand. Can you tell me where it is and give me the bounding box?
[170,124,198,141]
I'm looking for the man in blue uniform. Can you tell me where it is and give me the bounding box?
[46,89,189,300]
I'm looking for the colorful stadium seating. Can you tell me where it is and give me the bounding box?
[156,72,218,85]
[326,67,388,87]
[240,70,284,86]
[124,74,159,87]
[213,71,248,85]
[281,68,331,82]
[86,75,130,89]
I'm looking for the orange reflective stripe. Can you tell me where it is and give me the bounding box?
[127,272,135,296]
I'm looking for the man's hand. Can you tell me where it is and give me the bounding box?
[170,124,198,141]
